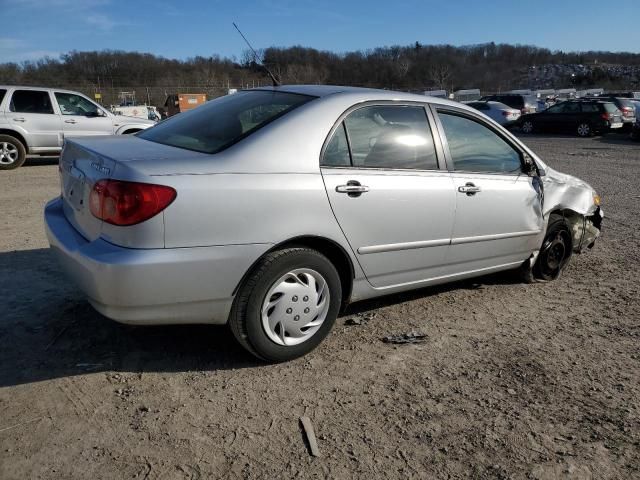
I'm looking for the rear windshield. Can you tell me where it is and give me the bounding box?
[138,90,315,154]
[616,98,634,108]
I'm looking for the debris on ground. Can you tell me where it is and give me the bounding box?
[345,312,376,326]
[300,416,321,457]
[382,332,427,344]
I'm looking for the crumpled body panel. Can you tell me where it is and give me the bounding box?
[542,167,599,217]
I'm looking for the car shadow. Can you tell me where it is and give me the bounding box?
[593,133,638,146]
[343,271,521,317]
[0,248,260,388]
[0,247,523,388]
[24,155,60,167]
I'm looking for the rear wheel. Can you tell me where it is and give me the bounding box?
[577,122,592,137]
[521,120,534,134]
[229,248,342,362]
[0,135,27,170]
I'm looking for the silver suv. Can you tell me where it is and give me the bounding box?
[0,86,155,170]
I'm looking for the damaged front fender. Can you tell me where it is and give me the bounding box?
[541,167,603,253]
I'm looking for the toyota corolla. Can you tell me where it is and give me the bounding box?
[45,85,603,361]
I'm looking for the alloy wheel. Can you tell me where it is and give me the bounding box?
[0,142,19,165]
[522,121,534,133]
[577,123,591,137]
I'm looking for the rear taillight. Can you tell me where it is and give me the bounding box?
[502,111,510,117]
[89,179,176,226]
[601,112,612,120]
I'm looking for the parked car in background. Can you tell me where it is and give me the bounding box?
[0,86,155,170]
[465,101,521,126]
[631,117,640,141]
[520,100,622,137]
[584,96,636,127]
[479,93,538,114]
[45,85,603,361]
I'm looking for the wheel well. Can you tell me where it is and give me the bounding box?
[547,208,583,250]
[234,236,355,305]
[121,128,141,135]
[0,129,27,150]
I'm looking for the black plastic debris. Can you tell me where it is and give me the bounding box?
[382,332,427,344]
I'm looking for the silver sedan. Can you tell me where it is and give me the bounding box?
[465,100,521,126]
[45,85,603,361]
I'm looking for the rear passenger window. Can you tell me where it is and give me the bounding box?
[343,105,438,170]
[581,103,599,113]
[438,112,522,174]
[562,103,580,113]
[322,123,351,167]
[10,90,54,114]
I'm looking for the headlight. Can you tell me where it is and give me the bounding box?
[593,194,601,206]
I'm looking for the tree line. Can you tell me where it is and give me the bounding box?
[1,43,638,107]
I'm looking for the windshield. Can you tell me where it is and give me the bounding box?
[138,90,315,154]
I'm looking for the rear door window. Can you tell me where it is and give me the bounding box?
[581,103,599,113]
[138,90,314,154]
[10,90,54,114]
[343,105,438,170]
[438,111,522,174]
[562,103,581,113]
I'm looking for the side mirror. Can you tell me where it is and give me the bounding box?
[86,110,104,118]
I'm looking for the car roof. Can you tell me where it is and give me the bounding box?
[253,84,466,109]
[0,85,90,96]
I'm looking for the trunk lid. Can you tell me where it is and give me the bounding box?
[59,136,211,246]
[59,140,116,241]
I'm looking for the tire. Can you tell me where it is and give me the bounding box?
[521,120,534,134]
[576,122,592,137]
[532,216,573,281]
[0,135,27,170]
[229,247,342,362]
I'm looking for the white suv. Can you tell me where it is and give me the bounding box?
[0,86,155,169]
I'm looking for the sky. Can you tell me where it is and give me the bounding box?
[2,0,640,63]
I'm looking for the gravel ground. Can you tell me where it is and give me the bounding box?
[1,135,638,479]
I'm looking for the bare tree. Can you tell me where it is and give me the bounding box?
[428,63,452,89]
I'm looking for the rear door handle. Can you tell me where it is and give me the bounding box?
[458,183,481,195]
[64,119,77,124]
[336,181,369,197]
[13,117,25,122]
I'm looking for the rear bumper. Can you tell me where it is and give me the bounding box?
[44,198,271,325]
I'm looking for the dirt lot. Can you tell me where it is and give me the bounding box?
[1,134,639,479]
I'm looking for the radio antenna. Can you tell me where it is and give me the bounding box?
[233,22,280,87]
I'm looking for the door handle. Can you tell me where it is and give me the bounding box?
[64,119,77,124]
[336,181,369,197]
[458,182,481,196]
[13,117,25,122]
